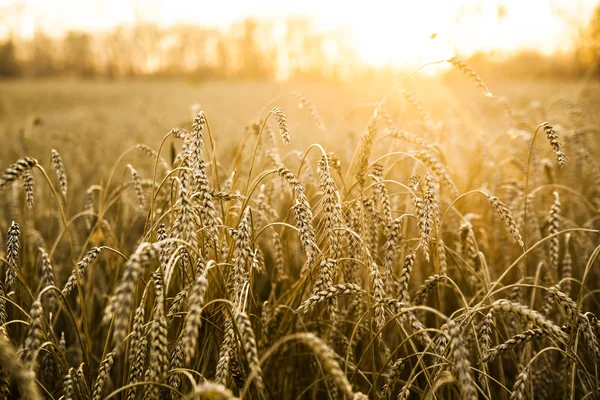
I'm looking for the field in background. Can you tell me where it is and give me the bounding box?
[0,77,593,172]
[0,72,599,399]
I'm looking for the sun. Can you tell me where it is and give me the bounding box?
[334,2,456,68]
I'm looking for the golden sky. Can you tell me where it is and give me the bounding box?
[1,0,597,67]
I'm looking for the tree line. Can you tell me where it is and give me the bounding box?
[0,17,360,80]
[2,4,600,81]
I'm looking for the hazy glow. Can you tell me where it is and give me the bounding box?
[1,0,597,67]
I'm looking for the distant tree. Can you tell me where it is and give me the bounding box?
[578,3,600,75]
[234,18,271,78]
[0,38,20,77]
[30,30,56,76]
[63,31,95,77]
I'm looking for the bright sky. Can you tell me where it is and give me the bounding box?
[0,0,598,67]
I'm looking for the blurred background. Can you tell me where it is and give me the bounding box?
[1,0,600,81]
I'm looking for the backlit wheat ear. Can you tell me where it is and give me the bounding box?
[135,143,170,170]
[560,234,572,296]
[391,130,436,153]
[448,56,493,97]
[126,333,147,400]
[488,194,524,247]
[459,221,478,262]
[235,311,265,393]
[23,301,44,370]
[193,381,237,399]
[542,123,567,168]
[510,365,529,400]
[355,115,378,187]
[312,258,335,294]
[298,332,366,399]
[215,318,235,386]
[399,89,433,125]
[167,338,184,395]
[144,290,169,399]
[91,348,116,400]
[272,107,291,145]
[0,283,6,336]
[413,274,448,305]
[297,283,363,314]
[318,155,344,258]
[277,166,318,262]
[385,299,434,348]
[51,149,68,198]
[23,169,34,209]
[168,127,189,140]
[492,300,568,340]
[62,247,102,296]
[183,274,208,365]
[371,164,392,228]
[477,310,494,389]
[229,206,252,300]
[0,157,38,191]
[377,107,395,130]
[437,238,448,275]
[381,357,406,400]
[255,184,279,220]
[5,221,20,290]
[292,90,326,130]
[83,185,97,229]
[126,164,144,209]
[398,253,415,302]
[38,247,56,311]
[372,265,386,335]
[110,243,156,347]
[74,363,89,398]
[546,286,600,360]
[0,335,41,400]
[271,230,285,282]
[413,151,458,197]
[480,328,549,364]
[383,217,403,293]
[195,164,219,247]
[548,191,561,270]
[128,306,145,364]
[414,191,433,261]
[63,368,75,400]
[447,319,478,400]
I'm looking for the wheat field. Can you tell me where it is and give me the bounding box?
[0,62,599,400]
